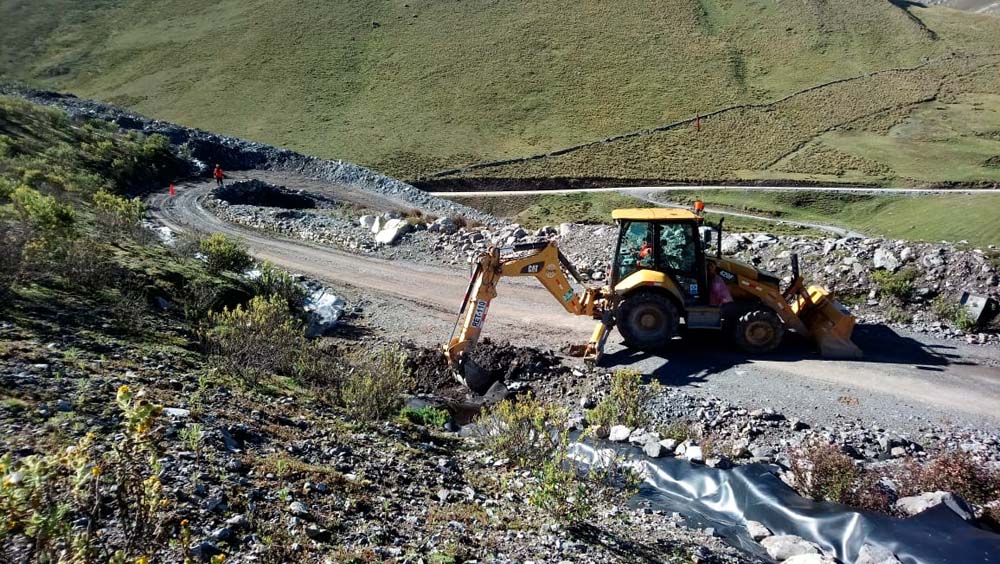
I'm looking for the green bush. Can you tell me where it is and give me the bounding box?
[340,345,414,421]
[587,369,659,429]
[477,397,565,467]
[400,406,450,428]
[249,261,306,309]
[206,294,304,384]
[94,189,145,231]
[872,268,917,302]
[199,233,253,274]
[931,296,977,331]
[477,397,640,523]
[10,186,75,238]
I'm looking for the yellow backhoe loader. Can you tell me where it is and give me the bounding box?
[445,206,861,394]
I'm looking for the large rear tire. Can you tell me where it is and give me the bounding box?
[617,292,679,352]
[733,309,784,354]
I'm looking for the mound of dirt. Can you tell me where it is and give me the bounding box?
[213,179,327,209]
[405,339,570,395]
[468,338,570,384]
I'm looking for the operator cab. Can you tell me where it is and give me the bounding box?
[610,208,708,307]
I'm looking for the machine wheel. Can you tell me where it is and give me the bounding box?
[617,292,679,351]
[733,309,785,354]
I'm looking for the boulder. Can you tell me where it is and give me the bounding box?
[559,223,575,237]
[374,219,412,245]
[760,535,820,561]
[873,247,900,271]
[359,215,376,230]
[893,491,973,520]
[745,520,771,541]
[683,445,704,464]
[643,441,663,458]
[370,216,384,234]
[608,425,631,442]
[658,438,679,455]
[856,544,901,564]
[783,555,836,564]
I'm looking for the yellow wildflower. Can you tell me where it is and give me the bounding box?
[136,557,149,564]
[91,466,102,477]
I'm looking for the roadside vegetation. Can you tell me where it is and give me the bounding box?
[1,96,668,561]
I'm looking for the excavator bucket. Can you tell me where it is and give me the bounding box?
[795,286,863,359]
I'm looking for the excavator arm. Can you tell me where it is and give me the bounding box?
[445,241,611,393]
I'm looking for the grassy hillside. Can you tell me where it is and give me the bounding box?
[667,190,1000,246]
[3,0,999,182]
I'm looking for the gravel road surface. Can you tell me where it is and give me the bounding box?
[148,178,1000,435]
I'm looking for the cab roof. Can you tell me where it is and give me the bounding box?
[611,208,701,221]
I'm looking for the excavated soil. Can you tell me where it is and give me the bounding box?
[213,179,333,209]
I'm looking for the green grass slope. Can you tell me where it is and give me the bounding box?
[4,0,997,181]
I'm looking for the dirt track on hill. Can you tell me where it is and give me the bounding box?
[148,175,1000,432]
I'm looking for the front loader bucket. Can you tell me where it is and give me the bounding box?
[797,286,863,360]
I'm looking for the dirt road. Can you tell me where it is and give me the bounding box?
[149,178,1000,432]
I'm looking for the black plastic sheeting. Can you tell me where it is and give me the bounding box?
[569,442,1000,563]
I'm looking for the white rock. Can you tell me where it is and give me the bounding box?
[608,425,631,442]
[643,441,663,458]
[784,555,836,564]
[856,543,901,564]
[370,216,384,234]
[374,219,412,245]
[745,520,771,541]
[658,438,679,455]
[893,491,973,520]
[684,445,704,463]
[559,223,575,237]
[760,535,820,561]
[873,247,900,272]
[359,215,376,229]
[163,407,190,418]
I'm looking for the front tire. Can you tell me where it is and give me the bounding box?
[733,309,784,354]
[617,292,679,351]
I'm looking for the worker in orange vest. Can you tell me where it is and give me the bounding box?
[213,164,225,187]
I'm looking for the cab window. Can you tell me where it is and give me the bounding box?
[616,221,653,281]
[658,223,697,274]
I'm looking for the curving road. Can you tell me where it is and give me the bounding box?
[149,177,1000,432]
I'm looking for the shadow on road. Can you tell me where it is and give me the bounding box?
[599,323,959,388]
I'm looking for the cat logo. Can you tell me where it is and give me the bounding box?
[471,300,489,328]
[521,262,543,274]
[545,264,558,279]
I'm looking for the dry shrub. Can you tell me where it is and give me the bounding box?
[789,441,891,512]
[477,397,566,467]
[206,294,304,385]
[896,452,1000,506]
[0,223,29,295]
[340,345,413,421]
